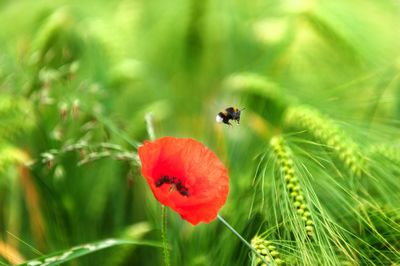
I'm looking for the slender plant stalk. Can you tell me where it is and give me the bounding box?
[145,112,170,266]
[217,215,271,265]
[145,113,156,141]
[161,206,170,266]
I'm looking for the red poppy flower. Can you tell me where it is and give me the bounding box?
[138,137,229,225]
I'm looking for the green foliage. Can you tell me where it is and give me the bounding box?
[0,95,33,176]
[1,0,400,265]
[20,238,161,266]
[0,96,33,141]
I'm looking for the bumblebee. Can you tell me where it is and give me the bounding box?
[216,107,243,126]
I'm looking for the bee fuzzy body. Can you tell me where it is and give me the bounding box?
[216,107,243,126]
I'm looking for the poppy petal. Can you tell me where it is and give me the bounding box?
[138,137,229,225]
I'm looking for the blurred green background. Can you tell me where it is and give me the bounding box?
[1,0,400,265]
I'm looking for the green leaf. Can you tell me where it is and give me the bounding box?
[19,239,161,266]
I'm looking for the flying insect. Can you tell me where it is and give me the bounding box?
[216,107,244,126]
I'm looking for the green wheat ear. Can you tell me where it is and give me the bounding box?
[251,235,285,266]
[284,105,364,177]
[368,144,400,162]
[270,136,315,238]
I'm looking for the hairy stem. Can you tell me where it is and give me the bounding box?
[145,112,170,266]
[145,113,156,141]
[161,205,170,266]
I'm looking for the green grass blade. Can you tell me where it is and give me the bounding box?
[19,239,161,266]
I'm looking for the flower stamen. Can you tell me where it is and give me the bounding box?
[156,175,190,197]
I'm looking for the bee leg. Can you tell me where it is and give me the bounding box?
[222,117,231,126]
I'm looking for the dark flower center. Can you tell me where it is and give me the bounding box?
[156,175,189,197]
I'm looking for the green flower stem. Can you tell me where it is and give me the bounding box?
[217,215,270,265]
[161,205,170,266]
[145,113,170,265]
[145,113,156,141]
